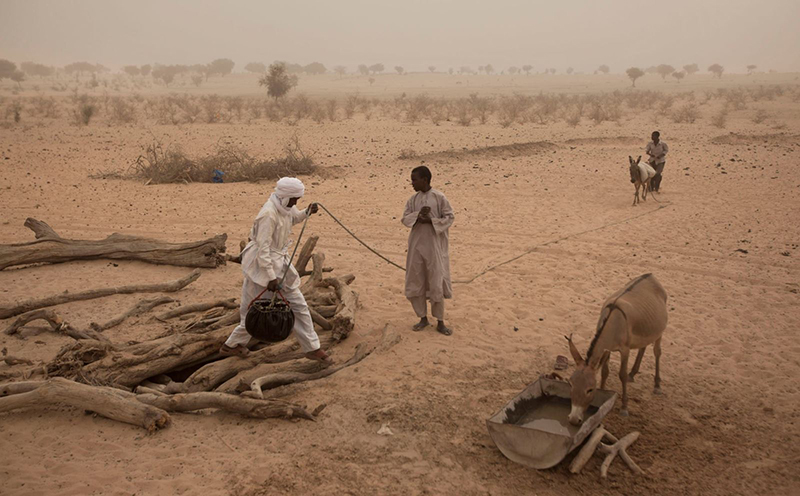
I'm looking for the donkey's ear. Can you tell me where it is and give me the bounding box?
[628,155,633,163]
[565,333,585,366]
[636,155,642,164]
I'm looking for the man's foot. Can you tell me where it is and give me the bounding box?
[304,349,334,366]
[412,317,430,331]
[436,320,452,336]
[220,344,249,358]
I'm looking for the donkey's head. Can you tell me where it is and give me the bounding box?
[628,155,642,184]
[565,334,611,425]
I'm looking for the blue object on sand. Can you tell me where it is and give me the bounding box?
[212,169,224,183]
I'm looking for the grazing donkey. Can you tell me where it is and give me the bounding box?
[565,273,668,425]
[628,155,657,206]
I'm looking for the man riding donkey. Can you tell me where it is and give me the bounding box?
[220,177,333,364]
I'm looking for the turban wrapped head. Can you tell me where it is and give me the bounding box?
[270,177,305,213]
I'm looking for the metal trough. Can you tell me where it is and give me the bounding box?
[486,376,617,469]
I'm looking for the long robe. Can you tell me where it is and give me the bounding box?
[402,188,454,302]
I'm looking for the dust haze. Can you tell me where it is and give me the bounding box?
[1,0,799,72]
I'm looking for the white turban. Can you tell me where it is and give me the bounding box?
[275,177,305,199]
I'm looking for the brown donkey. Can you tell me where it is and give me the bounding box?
[629,155,656,206]
[565,273,668,425]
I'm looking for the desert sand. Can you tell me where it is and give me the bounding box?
[1,73,799,495]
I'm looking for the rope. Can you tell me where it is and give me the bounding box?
[317,203,406,271]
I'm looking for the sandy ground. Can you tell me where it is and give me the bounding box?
[1,75,799,495]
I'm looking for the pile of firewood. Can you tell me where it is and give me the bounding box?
[0,220,384,431]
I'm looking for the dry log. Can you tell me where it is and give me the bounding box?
[0,217,227,271]
[0,380,41,396]
[156,298,238,321]
[4,309,110,343]
[300,253,326,294]
[312,305,338,318]
[134,391,314,421]
[309,307,332,331]
[90,296,175,332]
[569,425,643,477]
[0,377,170,432]
[295,236,318,275]
[248,343,370,398]
[46,325,231,387]
[1,347,35,366]
[599,431,643,478]
[221,359,326,394]
[318,276,358,340]
[180,333,339,393]
[0,270,201,320]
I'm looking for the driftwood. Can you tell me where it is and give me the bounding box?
[0,377,171,432]
[156,298,237,321]
[569,425,643,478]
[4,309,110,343]
[0,270,201,320]
[0,378,314,431]
[316,276,358,339]
[223,359,324,394]
[248,343,370,398]
[0,217,227,271]
[90,296,175,331]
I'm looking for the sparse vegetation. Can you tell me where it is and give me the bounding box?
[626,67,645,87]
[708,64,724,79]
[259,62,299,101]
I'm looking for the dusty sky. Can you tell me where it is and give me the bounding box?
[1,0,798,73]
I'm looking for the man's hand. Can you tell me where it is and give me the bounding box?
[267,279,281,291]
[307,203,319,215]
[417,206,432,223]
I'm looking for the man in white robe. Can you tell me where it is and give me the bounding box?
[402,166,454,335]
[220,177,332,364]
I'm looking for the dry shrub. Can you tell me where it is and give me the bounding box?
[133,137,316,184]
[671,104,699,123]
[565,109,581,127]
[325,98,338,121]
[344,94,360,119]
[468,93,493,124]
[751,109,769,124]
[711,108,728,129]
[451,99,472,126]
[72,94,96,126]
[109,96,137,124]
[31,95,60,118]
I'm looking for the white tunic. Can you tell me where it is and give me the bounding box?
[402,188,454,302]
[240,200,309,288]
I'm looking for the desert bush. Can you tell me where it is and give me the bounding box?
[226,96,244,120]
[72,95,96,125]
[406,94,431,124]
[325,98,338,121]
[751,109,769,124]
[4,100,22,122]
[344,94,360,119]
[202,94,224,123]
[31,95,60,118]
[565,109,581,127]
[133,137,316,184]
[452,99,472,126]
[711,108,728,128]
[671,103,699,123]
[109,96,137,124]
[468,93,493,124]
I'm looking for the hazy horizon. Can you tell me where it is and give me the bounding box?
[1,0,799,74]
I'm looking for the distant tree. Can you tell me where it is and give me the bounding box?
[484,64,494,75]
[151,64,181,86]
[448,68,454,75]
[333,65,347,77]
[395,66,404,75]
[304,62,326,75]
[64,61,97,76]
[566,67,574,75]
[626,67,645,87]
[9,70,25,88]
[368,77,375,85]
[1,60,21,84]
[746,64,757,75]
[122,65,140,77]
[259,62,299,101]
[357,64,369,75]
[597,64,610,74]
[683,63,699,75]
[21,62,54,78]
[140,64,152,77]
[368,63,384,74]
[708,63,724,78]
[508,66,519,75]
[245,62,267,73]
[656,64,675,79]
[477,66,484,74]
[283,63,304,74]
[428,65,436,73]
[191,74,203,87]
[549,68,556,74]
[207,58,235,77]
[645,66,658,74]
[672,71,685,82]
[522,64,533,75]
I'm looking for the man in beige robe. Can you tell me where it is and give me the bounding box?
[402,166,454,335]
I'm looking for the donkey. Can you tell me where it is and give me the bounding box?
[629,155,657,206]
[565,273,668,425]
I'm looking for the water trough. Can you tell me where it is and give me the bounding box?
[486,376,617,469]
